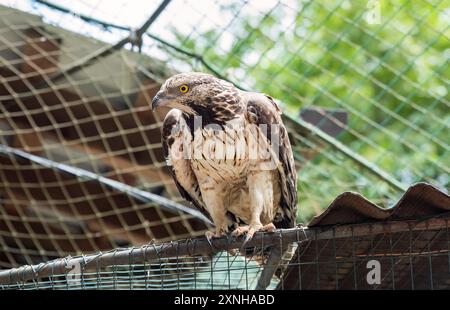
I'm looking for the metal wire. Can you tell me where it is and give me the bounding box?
[1,215,449,290]
[0,0,448,281]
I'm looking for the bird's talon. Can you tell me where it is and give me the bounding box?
[205,231,215,247]
[243,233,253,245]
[205,229,227,247]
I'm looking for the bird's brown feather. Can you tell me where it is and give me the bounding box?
[244,93,298,228]
[162,109,211,222]
[158,72,297,234]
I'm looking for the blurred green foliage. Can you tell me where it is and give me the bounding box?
[168,0,449,222]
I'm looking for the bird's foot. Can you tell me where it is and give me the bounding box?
[232,223,276,238]
[260,223,276,233]
[232,223,276,246]
[231,225,250,237]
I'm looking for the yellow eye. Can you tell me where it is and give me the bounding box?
[179,85,189,93]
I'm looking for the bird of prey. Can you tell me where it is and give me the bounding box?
[152,72,297,242]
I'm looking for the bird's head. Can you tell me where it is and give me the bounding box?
[151,72,242,120]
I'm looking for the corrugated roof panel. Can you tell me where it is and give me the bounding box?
[309,183,449,227]
[279,183,450,290]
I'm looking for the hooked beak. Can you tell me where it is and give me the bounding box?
[151,91,175,110]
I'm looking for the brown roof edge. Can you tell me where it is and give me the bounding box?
[308,182,450,227]
[389,182,450,218]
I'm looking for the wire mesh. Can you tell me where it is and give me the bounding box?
[1,252,278,290]
[0,2,210,269]
[0,0,448,277]
[1,215,449,290]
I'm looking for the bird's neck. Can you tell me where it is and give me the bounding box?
[181,86,244,132]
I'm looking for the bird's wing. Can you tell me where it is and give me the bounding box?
[244,93,298,228]
[162,109,211,221]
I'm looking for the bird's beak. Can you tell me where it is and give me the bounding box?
[151,90,174,110]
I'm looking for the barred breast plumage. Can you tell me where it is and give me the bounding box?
[155,72,297,240]
[189,116,273,183]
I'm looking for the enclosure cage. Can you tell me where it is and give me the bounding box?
[1,183,449,290]
[0,0,448,290]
